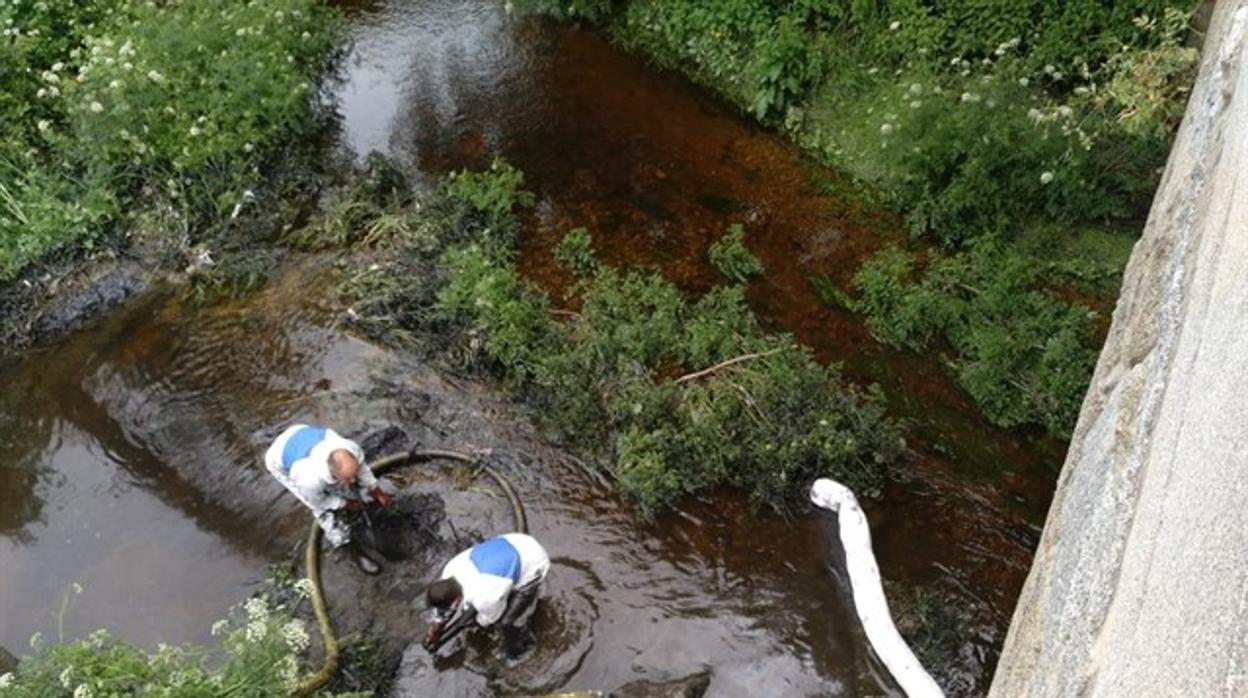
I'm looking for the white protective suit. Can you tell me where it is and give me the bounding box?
[264,424,379,547]
[440,533,550,627]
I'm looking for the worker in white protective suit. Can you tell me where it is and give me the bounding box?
[265,424,395,574]
[422,533,550,659]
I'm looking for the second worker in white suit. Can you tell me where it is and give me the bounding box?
[265,423,395,574]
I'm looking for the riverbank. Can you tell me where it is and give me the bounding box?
[517,0,1198,439]
[0,0,341,351]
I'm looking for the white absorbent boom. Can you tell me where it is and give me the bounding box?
[810,478,944,698]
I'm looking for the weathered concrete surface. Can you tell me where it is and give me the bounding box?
[991,3,1248,696]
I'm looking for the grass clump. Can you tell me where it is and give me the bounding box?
[330,159,901,513]
[0,0,340,282]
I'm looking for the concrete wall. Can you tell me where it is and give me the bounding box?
[991,2,1248,696]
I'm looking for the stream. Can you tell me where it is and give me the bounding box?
[0,1,1067,695]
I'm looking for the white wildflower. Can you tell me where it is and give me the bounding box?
[60,667,73,689]
[37,119,51,132]
[1043,64,1055,75]
[89,101,104,113]
[42,70,60,84]
[243,142,255,153]
[909,100,922,109]
[888,20,900,31]
[908,83,922,96]
[88,629,109,648]
[30,632,42,648]
[1027,107,1043,122]
[880,123,894,136]
[211,619,229,636]
[244,618,267,642]
[244,596,269,622]
[960,92,980,103]
[1057,105,1073,118]
[123,62,133,71]
[301,31,311,40]
[109,80,121,89]
[147,69,164,82]
[281,620,309,651]
[1052,71,1063,81]
[37,88,48,98]
[1018,77,1029,87]
[235,28,246,37]
[188,126,202,137]
[1040,171,1054,184]
[51,61,64,72]
[280,654,299,689]
[74,685,93,698]
[292,578,314,597]
[0,673,12,688]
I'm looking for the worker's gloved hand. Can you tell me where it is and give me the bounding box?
[344,498,364,513]
[422,622,441,652]
[370,487,395,509]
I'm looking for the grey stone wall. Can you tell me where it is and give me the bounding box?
[991,2,1248,695]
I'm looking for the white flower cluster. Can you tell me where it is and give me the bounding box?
[244,596,270,622]
[0,673,13,688]
[292,577,315,599]
[74,684,94,698]
[281,620,310,652]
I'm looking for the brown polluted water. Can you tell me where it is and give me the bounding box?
[0,0,1066,695]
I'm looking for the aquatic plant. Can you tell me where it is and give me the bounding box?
[707,223,764,283]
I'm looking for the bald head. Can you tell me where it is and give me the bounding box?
[328,449,360,486]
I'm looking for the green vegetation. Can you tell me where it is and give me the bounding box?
[320,158,900,514]
[517,0,1198,437]
[707,223,764,283]
[0,0,339,282]
[0,591,362,697]
[849,243,1100,435]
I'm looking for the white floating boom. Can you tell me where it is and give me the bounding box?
[810,478,944,698]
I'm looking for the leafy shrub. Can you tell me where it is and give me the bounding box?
[338,161,901,512]
[707,223,764,283]
[616,1,824,119]
[852,242,1099,436]
[554,226,600,278]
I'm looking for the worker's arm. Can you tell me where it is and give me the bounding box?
[467,581,512,627]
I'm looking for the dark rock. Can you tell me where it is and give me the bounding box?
[610,671,712,698]
[0,644,17,674]
[34,261,148,338]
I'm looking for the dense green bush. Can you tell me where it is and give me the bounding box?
[332,160,901,512]
[0,592,362,697]
[0,0,339,280]
[851,241,1099,436]
[440,236,900,512]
